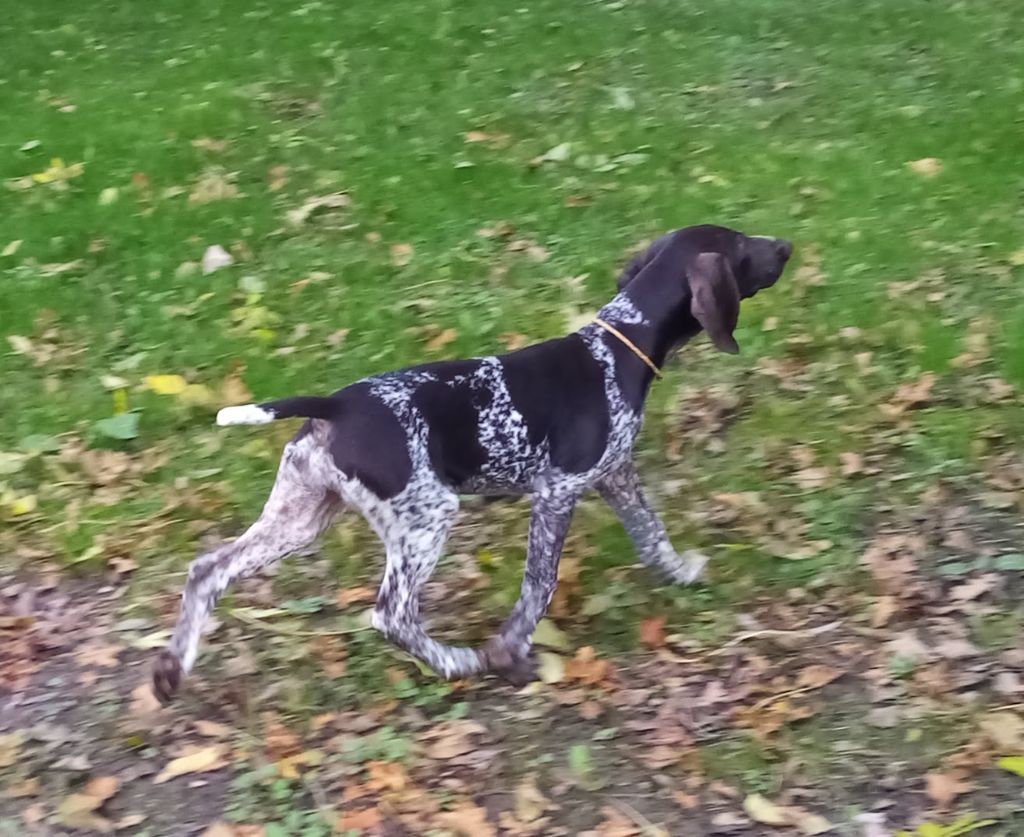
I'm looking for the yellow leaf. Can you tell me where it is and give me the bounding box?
[998,755,1024,777]
[153,744,227,784]
[9,494,37,516]
[743,793,789,826]
[0,732,23,768]
[145,375,188,395]
[537,651,565,684]
[112,389,129,415]
[179,383,216,407]
[908,157,943,177]
[2,240,21,257]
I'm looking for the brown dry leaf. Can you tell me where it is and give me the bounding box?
[909,157,943,177]
[285,192,350,225]
[8,777,40,798]
[0,732,24,768]
[337,586,376,608]
[498,332,530,351]
[514,775,550,824]
[464,130,511,146]
[263,713,301,760]
[189,168,240,204]
[220,368,253,407]
[75,642,123,668]
[979,711,1024,751]
[130,682,162,716]
[794,467,831,490]
[425,327,458,353]
[191,137,230,152]
[925,771,973,811]
[201,823,238,837]
[796,664,844,690]
[56,775,120,832]
[883,373,936,417]
[639,615,667,649]
[267,165,289,192]
[367,760,408,793]
[437,801,497,837]
[195,720,234,739]
[565,646,612,686]
[390,242,414,267]
[743,793,788,826]
[424,720,482,760]
[337,807,381,833]
[590,804,642,836]
[839,452,864,477]
[154,744,228,784]
[871,595,899,628]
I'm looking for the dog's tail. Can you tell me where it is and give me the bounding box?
[216,396,339,426]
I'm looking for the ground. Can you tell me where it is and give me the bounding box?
[1,0,1024,834]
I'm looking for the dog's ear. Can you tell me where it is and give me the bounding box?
[688,252,740,354]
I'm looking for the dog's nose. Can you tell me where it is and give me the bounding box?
[775,239,793,261]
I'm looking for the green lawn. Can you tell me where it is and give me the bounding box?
[2,0,1024,834]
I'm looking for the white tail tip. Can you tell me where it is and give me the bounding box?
[216,404,275,426]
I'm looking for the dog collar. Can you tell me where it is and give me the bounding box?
[593,317,663,379]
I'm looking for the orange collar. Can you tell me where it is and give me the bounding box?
[593,318,663,379]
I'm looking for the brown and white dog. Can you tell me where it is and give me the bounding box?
[154,224,791,701]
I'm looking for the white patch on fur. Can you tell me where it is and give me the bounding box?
[216,404,275,426]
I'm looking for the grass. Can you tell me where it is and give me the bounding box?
[2,0,1023,675]
[1,0,1024,828]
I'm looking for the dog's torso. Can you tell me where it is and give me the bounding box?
[325,323,643,501]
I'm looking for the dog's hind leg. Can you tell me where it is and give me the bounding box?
[368,487,494,680]
[153,441,341,703]
[486,481,582,684]
[597,462,706,584]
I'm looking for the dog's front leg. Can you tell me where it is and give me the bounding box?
[487,482,581,684]
[597,462,707,584]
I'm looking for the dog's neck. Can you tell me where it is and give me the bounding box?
[588,277,701,410]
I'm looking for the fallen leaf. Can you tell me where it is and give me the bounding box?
[220,368,253,407]
[285,192,350,225]
[997,755,1024,777]
[336,586,375,608]
[925,771,973,811]
[337,807,381,833]
[3,239,23,257]
[909,157,943,177]
[872,595,899,628]
[743,793,789,826]
[639,615,667,649]
[200,823,237,837]
[979,711,1024,751]
[796,664,844,690]
[367,760,408,792]
[514,775,550,823]
[154,744,227,784]
[129,683,162,716]
[202,245,234,275]
[839,452,864,477]
[75,642,123,668]
[533,618,572,651]
[538,651,566,684]
[189,168,239,204]
[144,374,188,395]
[191,137,230,152]
[56,775,120,832]
[437,801,496,837]
[390,242,414,266]
[194,720,234,739]
[498,332,529,351]
[565,646,611,685]
[425,327,458,353]
[0,732,24,768]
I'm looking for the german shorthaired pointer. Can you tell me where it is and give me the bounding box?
[153,224,792,701]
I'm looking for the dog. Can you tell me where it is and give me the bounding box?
[153,224,791,701]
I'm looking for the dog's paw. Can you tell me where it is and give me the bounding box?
[669,549,708,585]
[152,649,182,705]
[482,638,538,688]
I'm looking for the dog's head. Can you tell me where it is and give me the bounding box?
[617,225,792,354]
